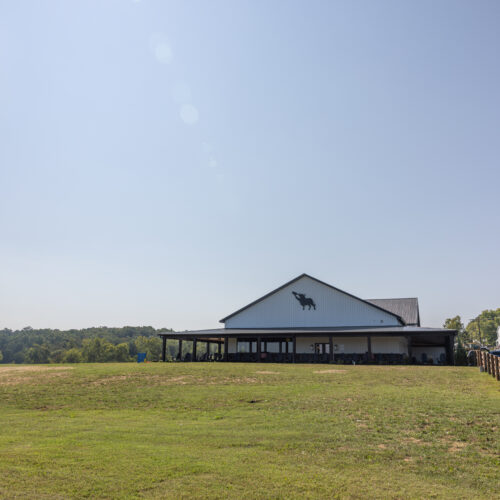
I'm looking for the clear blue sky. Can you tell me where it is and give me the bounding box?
[1,0,499,331]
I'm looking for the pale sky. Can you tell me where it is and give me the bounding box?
[1,0,499,331]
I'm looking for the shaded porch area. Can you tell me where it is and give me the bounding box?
[159,327,456,365]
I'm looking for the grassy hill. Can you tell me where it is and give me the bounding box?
[0,363,498,499]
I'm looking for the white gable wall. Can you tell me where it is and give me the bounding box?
[224,276,401,328]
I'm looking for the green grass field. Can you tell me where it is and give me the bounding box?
[0,363,498,499]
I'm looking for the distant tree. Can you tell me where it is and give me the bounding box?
[62,348,83,363]
[443,316,466,343]
[114,343,132,362]
[128,341,138,358]
[134,336,162,362]
[454,340,467,366]
[13,352,25,364]
[24,344,50,364]
[82,338,115,362]
[49,349,66,364]
[465,309,500,346]
[0,350,3,362]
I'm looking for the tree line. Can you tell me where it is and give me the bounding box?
[0,326,186,364]
[1,309,498,365]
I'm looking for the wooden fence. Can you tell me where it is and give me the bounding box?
[476,350,500,381]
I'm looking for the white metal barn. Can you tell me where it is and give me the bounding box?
[159,274,457,365]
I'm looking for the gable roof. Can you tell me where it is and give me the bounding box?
[366,298,420,326]
[220,273,405,324]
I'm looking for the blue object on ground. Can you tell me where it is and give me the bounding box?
[137,352,147,363]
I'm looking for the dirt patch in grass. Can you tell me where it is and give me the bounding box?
[0,366,73,386]
[0,366,73,373]
[403,437,426,445]
[89,374,260,387]
[314,369,347,374]
[91,375,131,386]
[448,441,467,453]
[91,374,195,386]
[255,371,280,375]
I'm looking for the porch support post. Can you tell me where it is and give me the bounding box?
[257,336,261,362]
[367,336,372,357]
[192,338,197,361]
[162,336,167,362]
[218,342,222,355]
[446,335,454,366]
[178,339,183,361]
[224,337,229,362]
[206,341,210,357]
[406,336,412,360]
[329,336,334,363]
[279,340,283,354]
[292,336,297,363]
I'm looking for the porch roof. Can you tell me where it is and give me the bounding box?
[159,326,456,339]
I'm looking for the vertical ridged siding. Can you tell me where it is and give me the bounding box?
[225,276,401,328]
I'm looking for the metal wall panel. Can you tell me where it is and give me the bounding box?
[225,276,401,328]
[371,336,407,354]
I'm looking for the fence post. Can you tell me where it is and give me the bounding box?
[496,357,500,381]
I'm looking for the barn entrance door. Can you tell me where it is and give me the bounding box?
[314,343,329,354]
[314,343,329,363]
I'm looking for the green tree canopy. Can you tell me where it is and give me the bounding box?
[62,348,83,363]
[465,309,500,346]
[443,316,466,342]
[0,326,171,364]
[24,344,50,364]
[134,336,162,362]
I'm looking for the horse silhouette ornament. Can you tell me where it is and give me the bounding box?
[292,291,316,310]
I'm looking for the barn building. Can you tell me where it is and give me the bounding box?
[159,274,456,365]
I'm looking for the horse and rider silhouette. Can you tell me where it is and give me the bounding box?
[292,291,316,310]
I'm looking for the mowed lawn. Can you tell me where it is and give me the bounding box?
[0,363,498,499]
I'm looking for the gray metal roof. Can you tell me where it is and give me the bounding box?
[366,298,420,326]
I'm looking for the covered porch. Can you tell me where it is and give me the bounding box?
[159,327,456,365]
